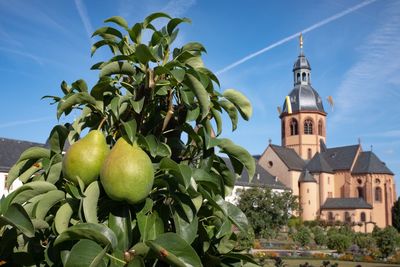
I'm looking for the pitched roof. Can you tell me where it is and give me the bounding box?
[270,145,305,171]
[321,198,372,210]
[298,169,317,183]
[306,152,334,173]
[0,138,46,172]
[321,145,360,171]
[223,157,288,190]
[352,151,393,175]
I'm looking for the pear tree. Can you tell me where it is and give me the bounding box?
[0,13,258,266]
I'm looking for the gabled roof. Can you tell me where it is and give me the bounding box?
[298,169,317,183]
[321,198,372,210]
[352,151,393,175]
[0,138,46,172]
[223,157,288,190]
[321,145,360,171]
[237,164,288,190]
[270,144,305,171]
[306,152,334,174]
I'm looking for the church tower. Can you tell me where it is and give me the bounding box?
[280,34,327,160]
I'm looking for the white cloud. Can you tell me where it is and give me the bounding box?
[74,0,94,39]
[331,1,400,124]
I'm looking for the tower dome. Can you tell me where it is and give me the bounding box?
[282,84,325,114]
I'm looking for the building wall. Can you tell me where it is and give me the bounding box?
[281,112,326,160]
[320,208,373,233]
[300,181,319,221]
[318,172,335,205]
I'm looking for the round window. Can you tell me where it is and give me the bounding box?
[268,161,273,168]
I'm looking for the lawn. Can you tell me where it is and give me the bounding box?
[261,259,398,267]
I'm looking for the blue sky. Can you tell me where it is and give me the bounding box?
[1,0,400,193]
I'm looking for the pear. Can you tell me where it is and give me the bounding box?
[62,130,109,186]
[100,138,154,204]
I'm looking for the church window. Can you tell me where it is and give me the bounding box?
[282,121,285,138]
[297,73,300,82]
[307,188,309,193]
[307,148,312,159]
[304,119,313,134]
[357,187,364,199]
[375,187,382,202]
[308,200,311,205]
[345,212,351,223]
[318,120,323,135]
[302,72,306,81]
[328,192,332,198]
[328,212,334,221]
[290,119,298,135]
[328,177,330,185]
[375,178,380,184]
[268,161,273,168]
[360,212,366,222]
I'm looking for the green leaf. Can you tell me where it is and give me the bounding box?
[146,233,202,267]
[108,206,132,251]
[219,100,238,131]
[11,181,57,204]
[83,181,100,223]
[217,138,255,180]
[137,209,164,242]
[57,92,97,119]
[211,108,222,136]
[92,26,123,39]
[105,16,129,29]
[46,161,62,184]
[0,203,34,237]
[54,201,73,233]
[90,79,115,100]
[17,147,50,162]
[130,97,145,113]
[48,125,69,153]
[143,12,171,28]
[135,44,155,64]
[170,69,185,83]
[72,79,88,93]
[65,239,108,267]
[35,190,65,220]
[61,80,71,94]
[54,223,118,250]
[122,119,137,145]
[129,23,142,44]
[167,18,191,35]
[18,163,42,183]
[160,158,191,189]
[173,213,198,245]
[91,39,119,56]
[100,61,136,78]
[182,42,206,53]
[185,73,209,120]
[223,89,252,120]
[216,196,249,235]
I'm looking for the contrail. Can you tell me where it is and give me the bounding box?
[0,116,53,129]
[74,0,94,39]
[216,0,378,75]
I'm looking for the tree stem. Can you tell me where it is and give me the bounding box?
[106,253,126,265]
[98,116,107,130]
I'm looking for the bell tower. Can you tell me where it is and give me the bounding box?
[280,34,327,160]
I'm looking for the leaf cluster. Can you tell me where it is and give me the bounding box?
[0,13,258,267]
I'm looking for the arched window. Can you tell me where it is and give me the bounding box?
[307,73,310,82]
[328,212,334,221]
[375,187,382,202]
[304,119,313,134]
[290,119,298,135]
[282,121,285,138]
[360,212,366,222]
[302,72,306,81]
[308,148,312,159]
[318,120,323,136]
[345,212,351,223]
[357,187,364,199]
[297,73,300,82]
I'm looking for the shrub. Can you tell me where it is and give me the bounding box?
[353,232,375,251]
[292,226,312,247]
[374,226,399,257]
[327,233,352,253]
[312,226,328,246]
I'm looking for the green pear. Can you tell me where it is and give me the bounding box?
[62,130,109,186]
[100,138,154,204]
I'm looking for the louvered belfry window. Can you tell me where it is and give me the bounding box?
[304,119,313,134]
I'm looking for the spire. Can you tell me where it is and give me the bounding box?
[299,33,304,51]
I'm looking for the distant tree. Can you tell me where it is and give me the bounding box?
[374,226,399,258]
[392,197,400,232]
[237,187,299,238]
[292,226,312,247]
[353,232,375,251]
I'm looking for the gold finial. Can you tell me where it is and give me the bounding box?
[299,33,303,49]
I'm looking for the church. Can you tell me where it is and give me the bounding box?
[252,36,397,232]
